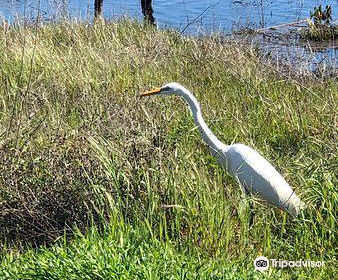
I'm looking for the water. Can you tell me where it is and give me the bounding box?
[0,0,337,32]
[0,0,337,70]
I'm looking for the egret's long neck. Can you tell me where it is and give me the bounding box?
[179,90,226,152]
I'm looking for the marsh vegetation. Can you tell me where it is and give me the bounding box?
[0,20,337,279]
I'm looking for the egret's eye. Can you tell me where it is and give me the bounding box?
[161,86,171,92]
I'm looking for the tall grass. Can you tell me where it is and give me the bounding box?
[0,20,337,278]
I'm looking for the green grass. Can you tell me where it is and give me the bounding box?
[0,218,332,280]
[0,20,337,279]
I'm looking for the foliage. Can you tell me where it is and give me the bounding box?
[0,20,337,278]
[310,5,332,26]
[302,5,337,41]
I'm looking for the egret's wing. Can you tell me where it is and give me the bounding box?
[225,144,303,215]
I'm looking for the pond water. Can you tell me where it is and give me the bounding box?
[0,0,337,32]
[0,0,337,70]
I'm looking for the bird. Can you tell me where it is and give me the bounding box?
[140,82,304,217]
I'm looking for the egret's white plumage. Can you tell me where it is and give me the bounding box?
[141,82,304,216]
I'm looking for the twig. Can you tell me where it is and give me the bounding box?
[180,0,221,35]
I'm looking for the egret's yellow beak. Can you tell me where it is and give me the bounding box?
[140,87,161,98]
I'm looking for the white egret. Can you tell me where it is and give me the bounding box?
[140,82,304,216]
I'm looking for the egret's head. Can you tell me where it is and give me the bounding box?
[140,82,186,98]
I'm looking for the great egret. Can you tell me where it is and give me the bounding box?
[140,82,304,216]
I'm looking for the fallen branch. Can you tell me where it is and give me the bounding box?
[256,19,308,33]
